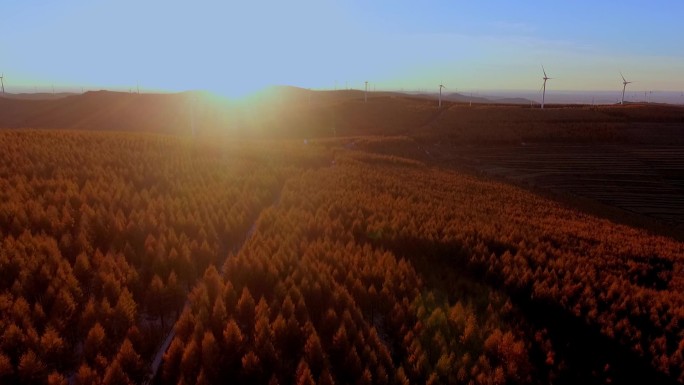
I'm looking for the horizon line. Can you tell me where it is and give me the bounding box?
[2,85,683,95]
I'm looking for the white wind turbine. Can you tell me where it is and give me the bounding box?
[438,83,446,108]
[541,65,552,109]
[621,73,632,105]
[0,74,5,94]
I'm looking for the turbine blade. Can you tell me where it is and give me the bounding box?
[542,65,547,78]
[621,72,627,82]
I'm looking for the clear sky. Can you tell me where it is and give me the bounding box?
[1,0,683,97]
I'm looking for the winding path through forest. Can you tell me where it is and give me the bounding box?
[144,186,286,384]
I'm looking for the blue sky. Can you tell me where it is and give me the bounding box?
[1,0,683,97]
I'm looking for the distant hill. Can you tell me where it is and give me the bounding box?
[408,91,535,105]
[454,93,538,105]
[491,97,535,105]
[246,85,410,105]
[0,91,200,134]
[0,89,438,137]
[1,92,77,100]
[1,88,683,143]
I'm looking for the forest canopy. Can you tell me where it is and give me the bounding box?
[1,130,683,384]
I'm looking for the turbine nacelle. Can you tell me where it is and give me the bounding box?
[621,73,633,85]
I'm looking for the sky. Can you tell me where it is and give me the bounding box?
[1,0,683,97]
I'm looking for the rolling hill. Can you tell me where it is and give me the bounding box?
[1,87,683,143]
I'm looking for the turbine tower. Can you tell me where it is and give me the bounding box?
[438,83,446,108]
[0,74,4,94]
[620,72,632,105]
[541,65,552,109]
[364,81,368,102]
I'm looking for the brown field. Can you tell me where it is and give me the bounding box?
[433,144,684,226]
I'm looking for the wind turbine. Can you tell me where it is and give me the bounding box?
[620,72,632,105]
[438,83,446,108]
[0,74,4,94]
[540,65,552,109]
